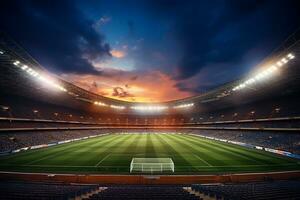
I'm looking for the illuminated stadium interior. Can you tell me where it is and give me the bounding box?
[1,1,300,199]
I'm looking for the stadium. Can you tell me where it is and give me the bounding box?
[1,1,300,199]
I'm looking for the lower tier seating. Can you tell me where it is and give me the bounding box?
[191,180,300,200]
[87,186,200,200]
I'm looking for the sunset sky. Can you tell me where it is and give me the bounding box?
[1,0,300,102]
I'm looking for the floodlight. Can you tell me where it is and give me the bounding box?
[131,105,168,112]
[276,61,283,67]
[21,65,28,70]
[13,60,20,66]
[94,101,107,106]
[270,65,278,71]
[281,58,288,63]
[110,105,125,109]
[287,53,295,59]
[173,103,194,109]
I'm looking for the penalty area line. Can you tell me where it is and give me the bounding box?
[95,153,112,167]
[193,154,212,166]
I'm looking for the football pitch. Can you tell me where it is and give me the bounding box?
[0,133,299,174]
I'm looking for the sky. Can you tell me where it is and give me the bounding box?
[1,0,300,102]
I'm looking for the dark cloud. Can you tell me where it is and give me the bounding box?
[0,0,111,74]
[146,0,300,81]
[1,0,300,99]
[112,87,134,98]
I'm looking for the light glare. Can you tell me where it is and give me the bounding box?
[232,53,295,92]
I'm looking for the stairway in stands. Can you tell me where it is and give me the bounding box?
[85,186,200,200]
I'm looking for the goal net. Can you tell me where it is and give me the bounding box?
[130,158,174,173]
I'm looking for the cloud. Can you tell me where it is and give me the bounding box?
[93,16,111,30]
[61,70,194,102]
[2,0,300,101]
[0,0,111,74]
[112,87,134,98]
[110,50,126,58]
[145,0,300,82]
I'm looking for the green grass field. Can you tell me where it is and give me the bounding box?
[0,133,299,174]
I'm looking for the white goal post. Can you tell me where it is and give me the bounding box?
[130,158,174,173]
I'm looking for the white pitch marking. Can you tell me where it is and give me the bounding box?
[5,162,297,169]
[95,153,112,167]
[193,154,212,166]
[25,152,62,165]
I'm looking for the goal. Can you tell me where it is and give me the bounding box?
[130,158,174,173]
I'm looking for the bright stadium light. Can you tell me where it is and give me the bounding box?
[38,75,67,92]
[232,53,295,92]
[287,53,295,59]
[13,60,20,66]
[21,65,28,70]
[110,104,126,110]
[12,60,67,92]
[281,58,288,63]
[173,103,194,109]
[94,101,107,106]
[276,61,283,67]
[131,105,168,112]
[0,50,3,54]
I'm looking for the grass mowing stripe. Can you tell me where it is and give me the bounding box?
[0,133,299,174]
[9,135,114,165]
[187,134,295,164]
[152,134,172,156]
[134,134,145,153]
[25,134,119,165]
[63,134,124,166]
[109,134,140,164]
[93,134,133,166]
[193,154,212,166]
[177,134,264,165]
[101,134,144,173]
[156,134,197,171]
[95,153,112,167]
[165,134,219,166]
[0,134,113,163]
[173,134,248,164]
[170,134,217,166]
[145,133,156,157]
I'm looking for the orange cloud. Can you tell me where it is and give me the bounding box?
[61,70,194,102]
[110,50,126,58]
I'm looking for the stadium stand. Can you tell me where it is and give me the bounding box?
[2,180,300,200]
[0,129,109,152]
[0,181,102,200]
[88,186,199,200]
[189,180,300,200]
[187,129,300,154]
